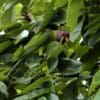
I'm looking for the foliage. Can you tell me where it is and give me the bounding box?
[0,0,100,100]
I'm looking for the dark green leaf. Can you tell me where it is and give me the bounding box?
[25,55,41,69]
[58,58,82,76]
[34,8,56,33]
[47,57,58,73]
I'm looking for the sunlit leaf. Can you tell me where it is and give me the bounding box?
[22,76,50,94]
[66,0,83,32]
[93,89,100,100]
[0,40,11,53]
[89,70,100,95]
[54,0,67,10]
[24,31,52,55]
[13,45,24,61]
[46,41,64,58]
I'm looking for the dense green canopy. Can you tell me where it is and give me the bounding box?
[0,0,100,100]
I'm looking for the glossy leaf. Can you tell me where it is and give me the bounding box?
[58,58,82,76]
[70,18,84,42]
[47,93,59,100]
[0,81,8,96]
[47,57,58,73]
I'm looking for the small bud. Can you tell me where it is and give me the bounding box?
[56,30,70,43]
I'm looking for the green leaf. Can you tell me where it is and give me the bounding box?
[26,61,47,78]
[89,70,100,95]
[15,77,31,85]
[75,45,89,58]
[2,29,23,41]
[85,16,100,30]
[58,58,82,76]
[54,0,67,10]
[34,8,56,33]
[24,31,52,55]
[3,0,18,11]
[54,77,77,92]
[0,0,19,25]
[88,31,100,47]
[0,81,8,96]
[93,89,100,100]
[25,55,41,69]
[52,8,66,25]
[24,33,41,50]
[11,3,23,21]
[70,18,84,42]
[47,57,58,73]
[4,22,22,32]
[83,15,100,38]
[46,41,64,58]
[0,0,5,8]
[13,45,24,61]
[0,67,11,81]
[0,7,13,26]
[81,42,100,71]
[22,76,50,94]
[66,0,83,32]
[47,93,59,100]
[20,0,30,8]
[14,95,28,100]
[38,97,47,100]
[0,40,11,53]
[27,89,51,99]
[0,53,13,63]
[14,88,51,100]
